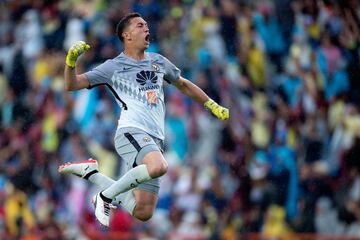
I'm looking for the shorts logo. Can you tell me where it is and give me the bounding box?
[143,136,151,142]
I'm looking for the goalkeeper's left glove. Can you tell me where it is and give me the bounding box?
[204,99,230,121]
[66,41,90,68]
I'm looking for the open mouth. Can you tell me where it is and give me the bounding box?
[145,34,150,43]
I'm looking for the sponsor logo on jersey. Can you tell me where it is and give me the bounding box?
[139,85,160,91]
[136,70,158,86]
[146,91,157,105]
[136,70,160,92]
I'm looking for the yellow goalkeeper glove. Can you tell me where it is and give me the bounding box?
[204,99,229,121]
[65,41,90,68]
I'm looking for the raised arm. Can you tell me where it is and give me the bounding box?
[64,41,91,91]
[174,76,208,104]
[174,76,229,120]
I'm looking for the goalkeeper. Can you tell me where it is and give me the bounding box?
[59,12,229,227]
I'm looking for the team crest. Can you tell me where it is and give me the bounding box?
[151,63,160,71]
[143,136,151,142]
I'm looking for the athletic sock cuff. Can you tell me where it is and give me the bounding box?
[83,170,98,180]
[100,191,112,203]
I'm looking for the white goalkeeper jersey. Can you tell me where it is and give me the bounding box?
[84,52,181,140]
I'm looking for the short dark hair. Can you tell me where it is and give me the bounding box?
[116,12,142,42]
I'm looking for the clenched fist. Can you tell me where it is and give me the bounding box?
[66,41,90,68]
[204,99,230,121]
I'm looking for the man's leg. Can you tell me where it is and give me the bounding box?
[101,151,167,199]
[94,150,166,226]
[58,155,164,222]
[128,150,164,221]
[132,189,158,221]
[58,159,136,214]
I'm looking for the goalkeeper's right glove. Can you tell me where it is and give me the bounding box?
[204,98,230,121]
[66,41,90,68]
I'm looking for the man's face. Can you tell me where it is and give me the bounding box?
[124,17,150,50]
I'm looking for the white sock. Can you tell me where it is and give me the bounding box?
[88,172,136,215]
[102,164,151,199]
[88,173,114,189]
[114,191,136,215]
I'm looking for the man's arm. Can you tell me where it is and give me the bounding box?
[174,77,229,120]
[64,66,89,91]
[174,77,209,104]
[64,41,91,91]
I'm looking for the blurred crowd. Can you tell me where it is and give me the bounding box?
[0,0,360,239]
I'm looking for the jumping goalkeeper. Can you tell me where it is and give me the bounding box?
[59,12,229,227]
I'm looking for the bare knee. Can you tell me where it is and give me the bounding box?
[133,207,154,221]
[142,152,168,178]
[147,160,168,178]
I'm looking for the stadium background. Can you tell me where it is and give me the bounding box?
[0,0,360,239]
